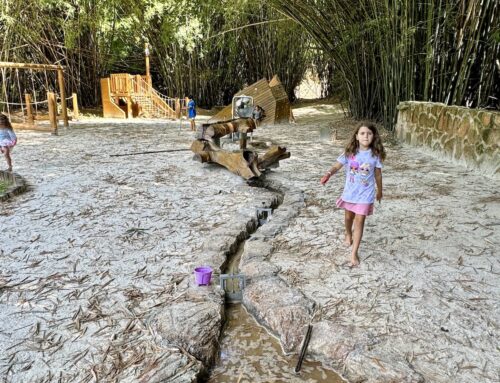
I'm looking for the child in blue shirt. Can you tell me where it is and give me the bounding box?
[321,122,386,267]
[187,95,196,131]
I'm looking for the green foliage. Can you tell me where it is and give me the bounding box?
[270,0,500,130]
[0,0,313,108]
[0,180,9,194]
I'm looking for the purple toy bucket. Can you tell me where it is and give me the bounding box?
[194,266,213,286]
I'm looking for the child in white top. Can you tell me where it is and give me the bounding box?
[0,114,17,172]
[321,122,386,267]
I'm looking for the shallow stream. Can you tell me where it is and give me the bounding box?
[207,190,345,382]
[207,304,344,383]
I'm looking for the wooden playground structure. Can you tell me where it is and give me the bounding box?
[0,62,78,135]
[100,43,185,119]
[100,74,184,119]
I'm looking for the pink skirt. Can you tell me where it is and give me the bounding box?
[336,198,374,216]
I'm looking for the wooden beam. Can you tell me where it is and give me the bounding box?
[198,118,256,139]
[47,92,58,135]
[72,93,79,120]
[0,61,64,71]
[57,69,69,127]
[190,140,261,179]
[257,145,291,169]
[24,94,34,125]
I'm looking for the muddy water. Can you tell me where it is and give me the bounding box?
[207,304,345,383]
[209,227,345,382]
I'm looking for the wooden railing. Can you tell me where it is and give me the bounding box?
[130,76,176,118]
[108,73,183,119]
[109,74,132,96]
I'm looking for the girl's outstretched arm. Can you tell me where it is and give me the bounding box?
[375,168,383,202]
[320,162,343,185]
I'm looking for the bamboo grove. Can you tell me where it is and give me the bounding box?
[1,0,499,129]
[270,0,500,129]
[0,0,313,109]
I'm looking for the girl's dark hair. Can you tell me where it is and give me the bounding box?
[188,95,193,100]
[0,114,13,130]
[345,121,386,161]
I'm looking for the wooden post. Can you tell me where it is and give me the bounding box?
[175,98,181,119]
[145,43,151,86]
[48,91,58,135]
[240,132,247,149]
[72,93,79,120]
[25,93,34,125]
[57,68,69,127]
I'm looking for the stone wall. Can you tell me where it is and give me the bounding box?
[395,101,499,178]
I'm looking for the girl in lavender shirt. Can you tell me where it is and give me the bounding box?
[320,122,386,267]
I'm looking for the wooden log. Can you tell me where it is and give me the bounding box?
[57,68,69,127]
[240,132,247,149]
[198,118,256,139]
[0,62,64,70]
[24,94,34,125]
[257,145,291,169]
[190,140,261,179]
[47,92,58,135]
[175,98,181,119]
[72,93,79,120]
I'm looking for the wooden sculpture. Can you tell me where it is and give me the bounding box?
[191,117,290,180]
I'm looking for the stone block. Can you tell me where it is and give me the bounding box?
[481,125,492,143]
[411,111,418,124]
[424,131,433,147]
[480,111,491,126]
[442,136,454,154]
[463,143,475,160]
[240,260,280,279]
[418,113,427,127]
[243,277,315,353]
[492,113,500,130]
[151,298,224,366]
[457,118,471,138]
[488,127,499,148]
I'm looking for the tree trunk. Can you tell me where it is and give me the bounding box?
[198,118,256,139]
[257,145,291,169]
[190,140,261,179]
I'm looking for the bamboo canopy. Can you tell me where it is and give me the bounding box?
[270,0,500,129]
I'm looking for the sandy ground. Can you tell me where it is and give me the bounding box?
[1,104,499,383]
[248,105,500,383]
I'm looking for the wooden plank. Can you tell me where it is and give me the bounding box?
[0,61,64,71]
[57,68,69,127]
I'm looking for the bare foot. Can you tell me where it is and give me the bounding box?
[344,234,353,247]
[350,253,360,267]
